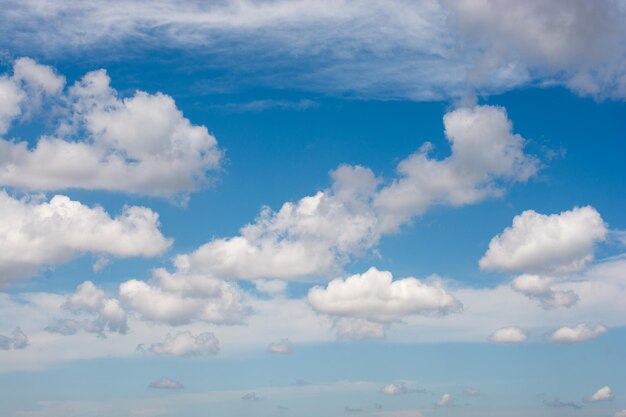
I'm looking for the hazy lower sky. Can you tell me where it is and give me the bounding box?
[1,1,625,417]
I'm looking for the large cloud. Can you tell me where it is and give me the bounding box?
[480,206,607,274]
[307,267,461,323]
[173,105,537,281]
[0,191,171,287]
[0,60,222,197]
[2,1,625,100]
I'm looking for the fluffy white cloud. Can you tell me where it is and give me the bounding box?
[585,386,613,402]
[267,338,292,354]
[149,377,185,390]
[488,327,527,344]
[138,331,220,357]
[480,206,607,274]
[0,327,29,350]
[169,105,538,281]
[511,275,578,309]
[547,324,607,344]
[4,1,625,100]
[46,281,127,336]
[0,192,171,287]
[375,105,538,232]
[119,268,248,326]
[308,267,461,323]
[0,62,222,197]
[436,393,453,407]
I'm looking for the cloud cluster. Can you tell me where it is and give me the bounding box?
[138,331,220,357]
[547,324,607,344]
[120,269,248,326]
[46,281,128,336]
[174,105,537,281]
[0,191,171,287]
[0,59,222,197]
[3,1,625,100]
[0,327,29,350]
[480,206,607,274]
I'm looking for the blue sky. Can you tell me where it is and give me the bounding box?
[0,1,625,417]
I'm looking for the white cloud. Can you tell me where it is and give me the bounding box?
[382,383,422,396]
[46,281,127,336]
[3,1,625,100]
[119,268,248,326]
[615,409,626,417]
[168,105,538,281]
[0,62,222,197]
[149,377,185,390]
[547,324,607,344]
[308,267,461,323]
[463,388,480,396]
[334,318,386,341]
[511,275,578,309]
[488,327,527,344]
[267,338,292,354]
[436,393,453,407]
[0,191,171,287]
[138,331,220,357]
[375,105,538,233]
[480,206,607,274]
[254,279,288,296]
[585,386,613,402]
[0,327,29,350]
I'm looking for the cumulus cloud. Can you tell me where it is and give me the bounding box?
[382,383,423,396]
[267,338,292,354]
[0,327,29,350]
[480,206,607,274]
[0,60,222,197]
[511,275,579,309]
[547,324,607,344]
[148,377,185,390]
[0,191,171,287]
[584,386,613,402]
[138,331,220,357]
[436,393,453,407]
[168,105,538,281]
[375,105,538,232]
[488,327,527,344]
[3,1,625,100]
[119,268,248,326]
[308,267,461,323]
[46,281,128,336]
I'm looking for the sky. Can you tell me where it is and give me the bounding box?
[0,1,625,416]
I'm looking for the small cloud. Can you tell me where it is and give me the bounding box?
[241,392,262,401]
[345,406,362,413]
[489,327,527,344]
[138,331,219,357]
[268,338,293,354]
[542,398,582,409]
[382,383,423,395]
[584,386,613,402]
[0,327,29,350]
[436,393,453,407]
[148,377,184,390]
[615,409,626,417]
[547,324,607,344]
[92,257,110,272]
[254,279,287,296]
